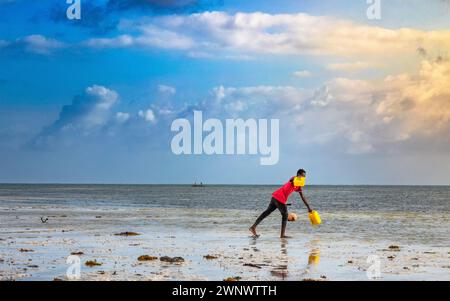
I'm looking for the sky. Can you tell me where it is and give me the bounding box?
[0,0,450,185]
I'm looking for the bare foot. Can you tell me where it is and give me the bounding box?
[249,226,259,238]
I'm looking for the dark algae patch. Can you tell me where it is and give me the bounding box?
[224,276,241,281]
[85,260,102,267]
[19,249,34,252]
[137,255,158,261]
[160,256,185,263]
[114,232,140,236]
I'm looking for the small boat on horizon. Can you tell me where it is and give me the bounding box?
[192,182,205,187]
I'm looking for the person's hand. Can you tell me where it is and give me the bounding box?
[308,208,313,213]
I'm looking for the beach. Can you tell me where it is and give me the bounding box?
[0,184,449,281]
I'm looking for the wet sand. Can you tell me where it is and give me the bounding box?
[1,203,449,281]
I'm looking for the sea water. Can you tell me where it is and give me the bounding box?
[0,184,448,246]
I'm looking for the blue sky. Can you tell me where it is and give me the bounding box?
[1,0,450,185]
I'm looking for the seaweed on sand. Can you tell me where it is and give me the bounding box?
[243,263,262,269]
[224,276,241,281]
[19,248,34,252]
[388,245,401,251]
[138,255,158,261]
[85,260,102,267]
[114,232,141,236]
[160,256,185,263]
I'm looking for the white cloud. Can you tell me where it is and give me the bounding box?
[30,85,121,148]
[138,109,156,123]
[158,84,176,95]
[30,84,176,148]
[327,61,381,72]
[86,26,194,50]
[28,56,450,157]
[208,85,309,117]
[85,11,450,62]
[21,35,65,55]
[86,85,118,108]
[116,112,130,123]
[192,59,450,154]
[85,34,134,48]
[37,85,118,134]
[158,108,174,116]
[293,70,313,78]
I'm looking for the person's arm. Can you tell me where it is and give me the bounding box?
[299,191,312,212]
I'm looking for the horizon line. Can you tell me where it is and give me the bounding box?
[0,182,449,187]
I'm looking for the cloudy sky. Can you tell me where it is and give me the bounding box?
[1,0,450,185]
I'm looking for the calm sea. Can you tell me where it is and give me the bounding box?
[0,184,449,246]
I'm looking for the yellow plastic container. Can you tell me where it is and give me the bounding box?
[293,176,305,187]
[308,210,322,226]
[308,250,320,265]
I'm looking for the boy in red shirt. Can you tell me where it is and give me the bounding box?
[249,169,313,238]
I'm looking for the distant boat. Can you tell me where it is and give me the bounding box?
[192,182,205,187]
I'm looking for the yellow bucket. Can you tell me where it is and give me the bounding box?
[308,210,322,226]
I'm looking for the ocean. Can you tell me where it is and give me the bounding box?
[1,184,449,247]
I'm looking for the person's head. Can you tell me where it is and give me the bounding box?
[297,169,306,177]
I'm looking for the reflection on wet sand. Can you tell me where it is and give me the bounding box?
[308,249,320,266]
[270,239,289,279]
[265,239,322,280]
[306,239,321,263]
[300,240,322,280]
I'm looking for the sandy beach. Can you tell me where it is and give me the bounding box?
[1,186,449,281]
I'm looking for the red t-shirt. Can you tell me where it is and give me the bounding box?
[272,177,302,204]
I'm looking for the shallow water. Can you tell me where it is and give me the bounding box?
[1,184,448,245]
[0,184,449,281]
